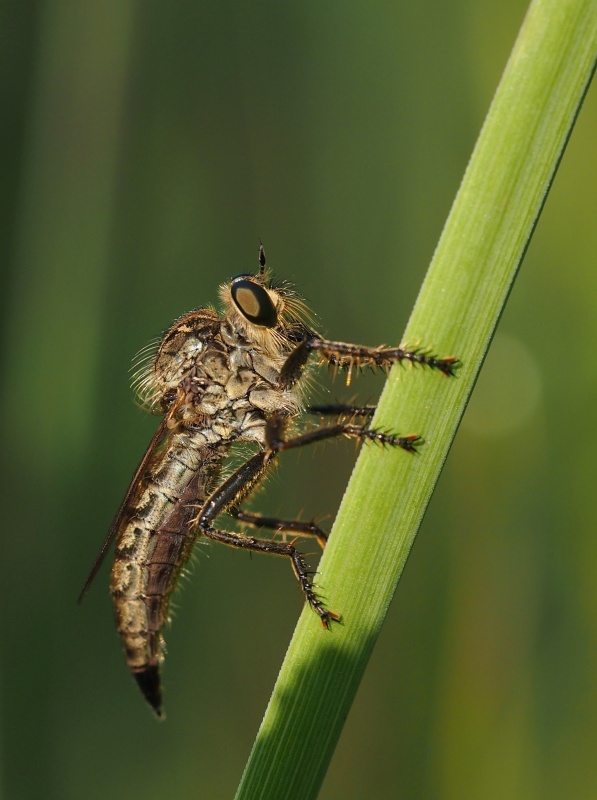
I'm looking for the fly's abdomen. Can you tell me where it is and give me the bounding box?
[110,435,214,715]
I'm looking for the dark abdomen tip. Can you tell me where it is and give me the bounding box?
[133,666,164,719]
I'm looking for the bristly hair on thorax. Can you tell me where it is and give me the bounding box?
[131,266,316,415]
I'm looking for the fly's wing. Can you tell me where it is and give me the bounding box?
[77,418,170,603]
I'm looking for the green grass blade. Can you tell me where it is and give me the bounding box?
[236,1,597,797]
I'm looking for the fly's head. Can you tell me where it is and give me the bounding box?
[220,252,313,360]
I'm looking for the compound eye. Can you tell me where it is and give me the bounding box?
[230,279,277,328]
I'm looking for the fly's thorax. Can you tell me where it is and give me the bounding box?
[154,308,222,389]
[132,307,222,411]
[132,271,312,423]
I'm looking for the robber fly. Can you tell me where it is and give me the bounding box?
[79,246,457,718]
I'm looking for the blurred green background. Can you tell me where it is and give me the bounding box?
[1,1,596,798]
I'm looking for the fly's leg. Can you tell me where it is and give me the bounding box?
[196,450,338,626]
[195,408,420,624]
[211,406,384,548]
[200,524,339,627]
[224,405,399,546]
[229,507,328,549]
[199,451,272,525]
[308,403,376,418]
[266,413,421,454]
[280,336,458,388]
[310,339,459,375]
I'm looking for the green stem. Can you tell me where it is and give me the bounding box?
[236,1,597,797]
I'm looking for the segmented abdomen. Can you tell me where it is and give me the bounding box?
[110,433,219,715]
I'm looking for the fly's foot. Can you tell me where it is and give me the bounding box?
[396,348,459,377]
[359,429,421,453]
[290,550,340,628]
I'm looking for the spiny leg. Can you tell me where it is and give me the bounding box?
[310,339,459,374]
[196,450,337,624]
[266,413,421,454]
[229,506,328,549]
[229,408,414,550]
[199,451,272,526]
[307,403,376,418]
[195,407,419,623]
[198,522,339,627]
[279,336,458,388]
